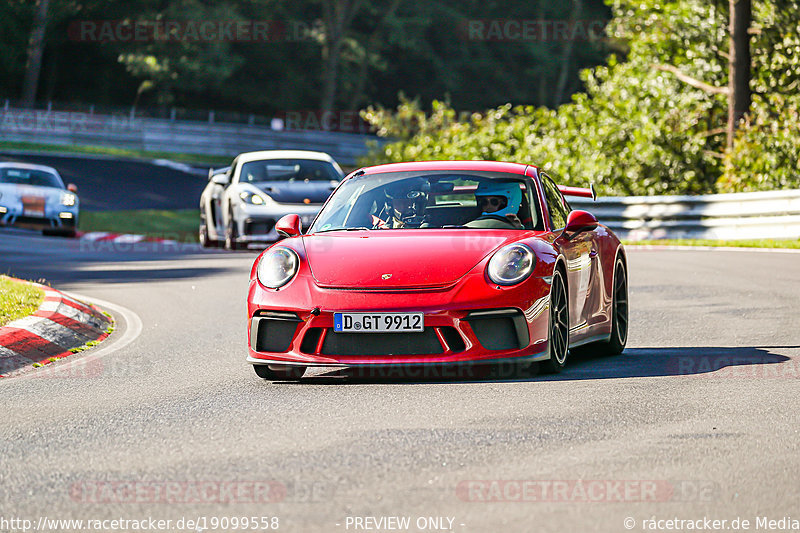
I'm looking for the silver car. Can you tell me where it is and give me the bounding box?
[199,150,344,250]
[0,162,79,237]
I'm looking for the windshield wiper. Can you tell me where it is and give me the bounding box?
[314,226,371,233]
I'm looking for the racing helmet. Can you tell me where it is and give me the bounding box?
[475,180,522,217]
[384,178,429,223]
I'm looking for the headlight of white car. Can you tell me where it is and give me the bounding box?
[487,243,535,286]
[61,193,77,207]
[257,247,299,288]
[240,191,267,205]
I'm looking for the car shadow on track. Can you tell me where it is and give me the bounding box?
[280,346,798,385]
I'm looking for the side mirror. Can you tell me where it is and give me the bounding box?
[275,214,302,239]
[67,183,78,193]
[563,210,598,238]
[211,174,229,186]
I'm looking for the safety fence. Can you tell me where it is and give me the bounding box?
[570,189,800,240]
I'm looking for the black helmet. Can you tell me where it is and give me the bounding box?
[384,177,429,224]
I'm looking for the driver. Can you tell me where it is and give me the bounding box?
[466,181,524,229]
[373,178,429,228]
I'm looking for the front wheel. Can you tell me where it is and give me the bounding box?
[224,210,241,251]
[253,365,306,381]
[540,268,569,374]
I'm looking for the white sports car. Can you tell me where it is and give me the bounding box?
[199,150,344,250]
[0,162,79,237]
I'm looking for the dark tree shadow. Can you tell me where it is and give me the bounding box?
[273,346,797,385]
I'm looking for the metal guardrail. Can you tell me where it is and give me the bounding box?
[570,189,800,240]
[0,106,378,166]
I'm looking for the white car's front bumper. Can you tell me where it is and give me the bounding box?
[233,203,320,243]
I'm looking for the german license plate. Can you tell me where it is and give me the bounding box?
[333,312,423,333]
[22,196,45,217]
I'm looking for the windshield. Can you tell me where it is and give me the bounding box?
[239,159,342,184]
[309,170,543,232]
[0,167,64,189]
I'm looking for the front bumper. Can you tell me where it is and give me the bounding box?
[234,204,319,243]
[0,203,78,231]
[247,272,553,367]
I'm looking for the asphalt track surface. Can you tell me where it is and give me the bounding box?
[1,227,799,533]
[0,153,207,211]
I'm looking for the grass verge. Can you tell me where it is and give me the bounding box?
[0,276,44,327]
[0,140,231,166]
[623,238,800,249]
[79,209,199,242]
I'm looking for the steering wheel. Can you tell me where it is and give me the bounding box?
[470,214,518,228]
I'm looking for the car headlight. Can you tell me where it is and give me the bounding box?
[487,243,535,286]
[61,193,76,207]
[240,191,266,205]
[257,247,299,288]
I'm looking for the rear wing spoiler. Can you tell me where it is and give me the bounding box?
[558,183,596,201]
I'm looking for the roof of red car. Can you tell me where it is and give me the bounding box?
[359,160,536,175]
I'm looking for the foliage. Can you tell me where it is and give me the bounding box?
[361,0,800,195]
[1,0,610,116]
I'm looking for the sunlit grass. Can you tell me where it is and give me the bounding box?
[79,209,200,242]
[0,140,230,166]
[0,276,44,327]
[623,238,800,249]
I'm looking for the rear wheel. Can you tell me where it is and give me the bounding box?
[540,268,569,374]
[601,258,628,355]
[199,223,213,248]
[253,365,306,381]
[575,257,628,356]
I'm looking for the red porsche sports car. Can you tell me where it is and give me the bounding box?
[247,161,628,380]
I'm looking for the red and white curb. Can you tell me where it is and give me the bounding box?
[77,231,179,245]
[0,278,113,377]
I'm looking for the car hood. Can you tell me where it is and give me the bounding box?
[254,180,337,204]
[302,230,520,289]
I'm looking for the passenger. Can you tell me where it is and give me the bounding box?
[465,181,524,229]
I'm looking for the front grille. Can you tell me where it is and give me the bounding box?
[251,315,300,353]
[321,329,444,356]
[464,309,529,351]
[14,215,52,226]
[300,327,324,354]
[244,218,275,236]
[439,326,466,353]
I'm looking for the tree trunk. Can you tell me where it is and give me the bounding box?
[346,0,403,112]
[553,0,583,107]
[21,0,51,108]
[726,0,751,150]
[320,0,362,123]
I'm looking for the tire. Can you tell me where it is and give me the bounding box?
[574,256,628,356]
[224,208,240,251]
[199,223,212,248]
[253,365,306,381]
[42,228,76,238]
[600,258,629,355]
[540,267,569,374]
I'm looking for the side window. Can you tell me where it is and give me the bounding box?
[542,175,570,229]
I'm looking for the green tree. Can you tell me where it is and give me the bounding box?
[361,0,800,195]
